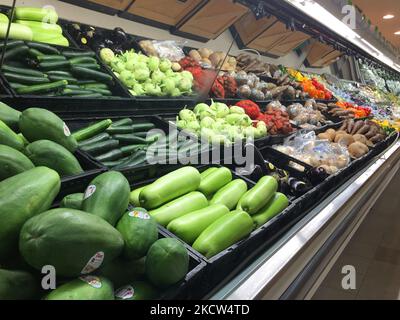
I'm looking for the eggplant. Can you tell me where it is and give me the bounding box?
[113,27,128,44]
[103,38,115,47]
[309,166,329,184]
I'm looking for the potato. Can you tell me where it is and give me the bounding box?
[352,134,371,146]
[348,142,369,158]
[318,133,330,140]
[201,58,212,66]
[334,133,346,143]
[198,48,212,59]
[325,128,336,141]
[209,52,224,67]
[189,49,202,61]
[337,134,355,147]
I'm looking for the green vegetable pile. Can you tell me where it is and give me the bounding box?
[0,102,83,179]
[1,42,118,97]
[100,48,193,97]
[132,166,288,258]
[74,117,208,168]
[0,7,69,46]
[175,101,268,145]
[0,166,191,300]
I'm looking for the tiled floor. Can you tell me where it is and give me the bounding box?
[312,169,400,300]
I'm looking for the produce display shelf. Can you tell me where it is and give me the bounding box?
[59,0,124,16]
[210,138,400,300]
[0,42,131,101]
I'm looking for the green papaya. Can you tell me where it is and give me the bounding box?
[0,101,21,131]
[116,208,158,260]
[145,238,189,288]
[82,171,130,226]
[60,193,84,210]
[0,144,34,181]
[97,257,145,289]
[0,119,24,150]
[24,140,83,177]
[44,276,114,300]
[0,167,60,259]
[19,108,78,152]
[0,269,38,300]
[19,209,124,277]
[115,281,159,300]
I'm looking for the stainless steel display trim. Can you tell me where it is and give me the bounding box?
[214,140,400,300]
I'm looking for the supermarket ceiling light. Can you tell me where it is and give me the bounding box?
[395,31,400,35]
[284,0,400,73]
[383,14,395,19]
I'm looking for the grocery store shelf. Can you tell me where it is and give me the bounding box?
[210,138,400,300]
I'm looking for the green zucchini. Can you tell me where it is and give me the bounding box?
[28,48,44,58]
[62,51,96,58]
[39,60,70,71]
[76,80,97,85]
[110,118,133,127]
[4,45,29,60]
[50,76,78,84]
[113,150,147,169]
[1,64,46,77]
[87,88,112,96]
[102,157,131,168]
[27,42,60,55]
[81,83,109,90]
[9,82,27,90]
[81,139,119,155]
[74,63,100,70]
[65,85,81,90]
[3,73,50,85]
[95,149,124,162]
[107,126,134,134]
[73,119,113,142]
[69,57,98,65]
[113,134,148,145]
[120,144,147,156]
[0,40,24,50]
[133,131,148,138]
[16,80,68,95]
[78,132,110,147]
[70,66,113,83]
[46,70,73,77]
[75,93,103,98]
[132,123,156,132]
[37,55,67,62]
[61,88,94,96]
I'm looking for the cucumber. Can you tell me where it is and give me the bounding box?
[16,80,67,95]
[0,40,24,50]
[149,191,208,227]
[74,63,100,70]
[76,80,97,85]
[110,118,133,127]
[140,167,201,210]
[210,179,248,210]
[1,65,45,77]
[167,204,230,244]
[69,57,98,65]
[65,85,81,90]
[102,157,131,168]
[198,167,232,197]
[46,70,73,77]
[107,126,134,134]
[27,42,60,55]
[73,119,113,142]
[252,193,289,228]
[81,139,119,156]
[39,60,70,71]
[37,55,66,62]
[238,176,278,215]
[75,93,103,98]
[4,45,29,60]
[132,123,155,132]
[120,144,147,156]
[95,149,124,162]
[78,132,110,147]
[71,66,113,83]
[27,48,44,58]
[63,51,96,58]
[134,132,148,138]
[61,88,95,96]
[87,88,112,96]
[9,82,27,90]
[113,150,147,169]
[50,76,78,85]
[81,83,109,90]
[3,73,50,85]
[113,134,147,145]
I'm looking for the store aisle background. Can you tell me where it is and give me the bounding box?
[313,169,400,300]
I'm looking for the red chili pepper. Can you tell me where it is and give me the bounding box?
[236,100,261,120]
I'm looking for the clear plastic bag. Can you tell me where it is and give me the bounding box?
[274,130,350,174]
[139,40,186,61]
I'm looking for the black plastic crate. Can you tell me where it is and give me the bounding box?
[0,42,131,101]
